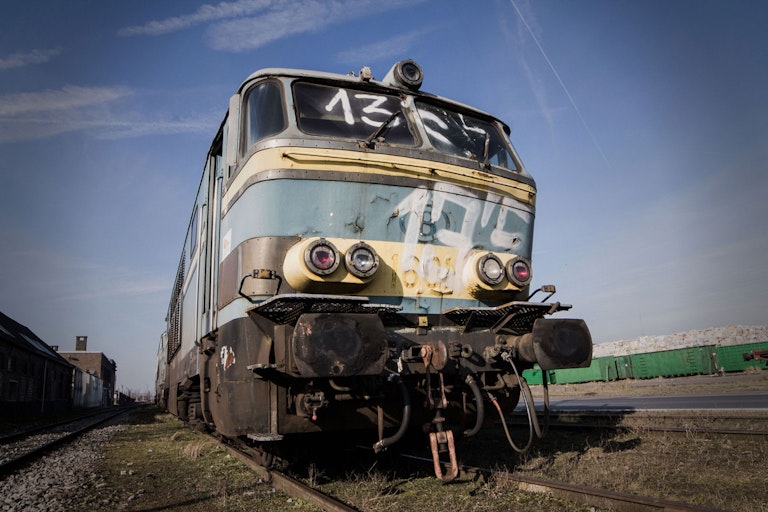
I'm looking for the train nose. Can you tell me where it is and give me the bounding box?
[291,313,388,377]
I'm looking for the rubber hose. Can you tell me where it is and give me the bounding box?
[463,374,484,437]
[372,377,411,453]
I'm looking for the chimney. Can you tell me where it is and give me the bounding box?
[76,336,88,351]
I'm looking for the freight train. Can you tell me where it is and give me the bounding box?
[156,60,592,481]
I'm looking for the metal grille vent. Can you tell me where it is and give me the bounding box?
[247,294,402,326]
[443,301,571,334]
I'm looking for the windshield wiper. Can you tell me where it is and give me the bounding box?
[362,110,401,149]
[481,132,491,169]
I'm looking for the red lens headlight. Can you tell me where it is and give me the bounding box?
[506,257,532,287]
[305,239,339,275]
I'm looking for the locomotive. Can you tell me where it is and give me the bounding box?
[156,60,592,481]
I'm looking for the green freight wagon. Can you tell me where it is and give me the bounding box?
[522,367,558,385]
[629,346,718,379]
[522,367,544,385]
[551,356,618,384]
[613,355,633,379]
[714,341,768,372]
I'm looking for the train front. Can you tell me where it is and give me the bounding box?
[213,61,592,479]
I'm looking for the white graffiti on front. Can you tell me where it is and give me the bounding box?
[394,183,531,293]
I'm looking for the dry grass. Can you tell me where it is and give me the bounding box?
[506,425,768,511]
[313,409,768,512]
[50,374,767,512]
[59,407,318,511]
[181,439,218,459]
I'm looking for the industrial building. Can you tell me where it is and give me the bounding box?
[59,336,117,408]
[0,311,74,417]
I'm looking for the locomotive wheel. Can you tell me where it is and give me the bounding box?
[188,402,207,431]
[247,444,276,468]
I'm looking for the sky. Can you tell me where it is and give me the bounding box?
[1,0,766,393]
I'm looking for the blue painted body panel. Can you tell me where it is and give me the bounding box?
[222,179,534,255]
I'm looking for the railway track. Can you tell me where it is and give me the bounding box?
[227,438,734,512]
[209,425,748,512]
[507,410,768,436]
[200,407,764,511]
[212,434,359,512]
[401,452,727,512]
[0,408,113,445]
[0,407,133,477]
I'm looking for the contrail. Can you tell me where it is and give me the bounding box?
[510,0,610,165]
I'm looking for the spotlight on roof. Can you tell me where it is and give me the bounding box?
[382,59,423,91]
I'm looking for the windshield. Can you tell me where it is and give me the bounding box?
[415,102,518,172]
[293,82,415,145]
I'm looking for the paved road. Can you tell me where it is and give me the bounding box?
[543,392,768,411]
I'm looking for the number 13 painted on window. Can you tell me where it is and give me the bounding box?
[324,89,401,128]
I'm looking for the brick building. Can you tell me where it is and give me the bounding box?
[59,336,117,407]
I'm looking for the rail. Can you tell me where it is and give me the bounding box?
[400,452,726,512]
[0,407,133,477]
[217,436,358,512]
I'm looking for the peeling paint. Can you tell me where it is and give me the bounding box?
[220,345,236,370]
[393,184,530,293]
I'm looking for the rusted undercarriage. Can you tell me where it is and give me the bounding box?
[196,293,591,482]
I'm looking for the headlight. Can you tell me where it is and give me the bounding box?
[305,239,339,276]
[344,242,379,278]
[477,253,505,285]
[382,59,424,91]
[506,257,532,287]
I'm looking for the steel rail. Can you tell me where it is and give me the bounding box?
[0,407,132,477]
[219,439,359,512]
[0,408,115,445]
[506,411,768,436]
[400,453,726,512]
[505,420,768,436]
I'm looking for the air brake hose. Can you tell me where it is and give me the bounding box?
[488,390,532,453]
[463,374,484,437]
[490,352,543,453]
[372,375,411,453]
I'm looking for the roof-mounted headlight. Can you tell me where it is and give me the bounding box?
[344,242,379,279]
[382,59,423,91]
[305,239,339,276]
[506,257,532,287]
[477,253,505,286]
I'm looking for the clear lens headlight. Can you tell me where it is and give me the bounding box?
[344,242,379,278]
[506,257,532,287]
[305,239,339,275]
[477,253,505,285]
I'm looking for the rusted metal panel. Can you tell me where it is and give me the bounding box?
[291,313,387,378]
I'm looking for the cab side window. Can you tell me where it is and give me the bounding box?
[243,81,286,151]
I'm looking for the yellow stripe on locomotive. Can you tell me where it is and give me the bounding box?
[283,236,532,301]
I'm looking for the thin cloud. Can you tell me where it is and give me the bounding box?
[0,48,62,70]
[119,0,423,52]
[93,115,219,139]
[118,0,273,36]
[207,0,420,52]
[0,246,169,303]
[335,28,437,67]
[0,86,133,117]
[0,86,216,142]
